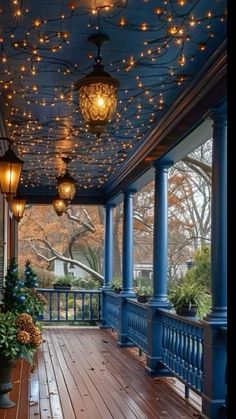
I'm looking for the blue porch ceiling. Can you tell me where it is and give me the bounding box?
[0,0,227,202]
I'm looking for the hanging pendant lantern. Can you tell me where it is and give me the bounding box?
[52,195,68,216]
[11,197,26,222]
[57,157,76,202]
[0,143,23,201]
[75,33,120,136]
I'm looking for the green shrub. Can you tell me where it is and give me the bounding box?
[71,277,100,289]
[185,246,211,289]
[53,276,72,287]
[19,266,56,289]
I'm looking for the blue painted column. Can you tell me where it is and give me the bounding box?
[201,111,227,419]
[120,188,136,297]
[101,203,114,328]
[152,163,170,303]
[146,161,172,375]
[103,203,114,289]
[117,188,136,347]
[209,112,227,320]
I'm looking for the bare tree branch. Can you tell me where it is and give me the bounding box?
[29,238,104,282]
[66,207,96,233]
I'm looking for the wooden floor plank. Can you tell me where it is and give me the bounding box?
[16,361,30,419]
[29,354,40,419]
[42,340,64,419]
[37,350,52,419]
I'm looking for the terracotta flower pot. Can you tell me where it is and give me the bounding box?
[0,357,16,409]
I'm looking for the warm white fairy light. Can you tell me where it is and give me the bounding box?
[0,0,225,190]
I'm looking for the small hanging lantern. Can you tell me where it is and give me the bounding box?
[0,142,24,201]
[52,195,68,216]
[57,157,76,202]
[11,197,26,222]
[75,33,120,136]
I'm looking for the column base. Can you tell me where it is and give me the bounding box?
[147,298,170,308]
[201,394,226,419]
[204,310,227,322]
[117,333,135,348]
[198,405,227,419]
[119,291,136,298]
[102,285,111,291]
[145,355,172,377]
[99,321,111,330]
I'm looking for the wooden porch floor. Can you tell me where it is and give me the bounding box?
[0,327,201,419]
[29,327,199,419]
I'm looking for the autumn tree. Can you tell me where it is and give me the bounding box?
[18,139,212,285]
[19,205,104,283]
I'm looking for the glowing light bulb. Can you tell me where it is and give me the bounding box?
[97,97,105,107]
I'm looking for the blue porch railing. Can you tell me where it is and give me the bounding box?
[127,299,148,353]
[103,291,120,331]
[158,309,204,396]
[37,289,102,323]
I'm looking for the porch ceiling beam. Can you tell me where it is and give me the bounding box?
[19,191,107,205]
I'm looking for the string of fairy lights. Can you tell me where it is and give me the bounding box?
[0,0,227,192]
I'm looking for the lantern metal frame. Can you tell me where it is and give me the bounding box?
[52,194,68,217]
[0,138,24,201]
[11,197,26,222]
[57,157,76,203]
[75,33,120,136]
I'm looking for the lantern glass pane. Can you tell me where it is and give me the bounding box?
[0,161,22,194]
[53,198,67,213]
[79,82,118,124]
[58,181,76,201]
[11,199,26,221]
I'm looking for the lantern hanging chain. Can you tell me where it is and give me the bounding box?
[95,42,102,65]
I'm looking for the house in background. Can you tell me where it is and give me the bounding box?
[53,250,91,279]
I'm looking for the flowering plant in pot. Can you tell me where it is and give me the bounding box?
[0,312,42,408]
[168,278,211,318]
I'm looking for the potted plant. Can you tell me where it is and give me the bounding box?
[135,284,152,303]
[168,278,211,317]
[53,276,72,290]
[111,278,122,294]
[0,312,42,408]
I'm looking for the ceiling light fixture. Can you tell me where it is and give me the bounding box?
[75,33,120,136]
[0,138,24,202]
[52,194,68,217]
[57,157,76,203]
[11,197,26,222]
